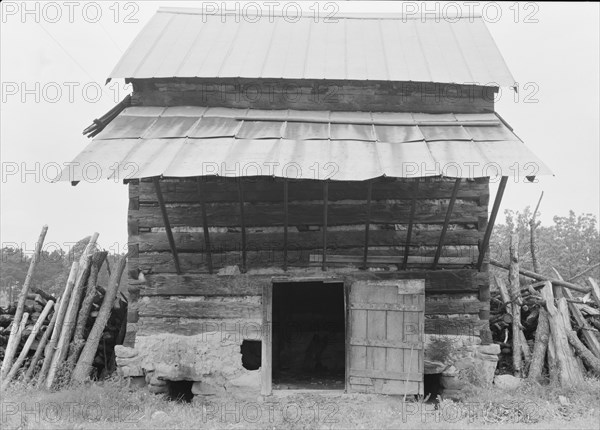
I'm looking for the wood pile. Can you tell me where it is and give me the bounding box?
[489,200,600,386]
[0,226,128,390]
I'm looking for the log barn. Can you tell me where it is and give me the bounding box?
[61,8,551,398]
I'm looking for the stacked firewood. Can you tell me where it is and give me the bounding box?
[489,215,600,385]
[0,226,128,390]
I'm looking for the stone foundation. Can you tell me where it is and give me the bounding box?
[424,334,500,399]
[115,331,261,398]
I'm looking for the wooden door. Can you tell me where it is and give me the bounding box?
[347,279,424,395]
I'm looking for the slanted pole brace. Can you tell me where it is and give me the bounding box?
[477,176,508,270]
[283,179,289,271]
[362,180,373,270]
[197,178,213,274]
[403,181,419,270]
[238,179,247,273]
[153,177,181,274]
[432,178,461,270]
[322,181,329,271]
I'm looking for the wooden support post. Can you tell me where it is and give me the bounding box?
[261,283,273,396]
[197,178,213,274]
[432,178,461,270]
[403,181,418,270]
[283,179,289,271]
[322,181,329,271]
[238,179,247,273]
[362,180,373,270]
[153,177,181,274]
[477,176,507,270]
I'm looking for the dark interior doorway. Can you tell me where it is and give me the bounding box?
[272,281,345,390]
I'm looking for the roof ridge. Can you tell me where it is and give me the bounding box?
[156,7,483,20]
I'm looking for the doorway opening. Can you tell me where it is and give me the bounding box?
[272,281,345,390]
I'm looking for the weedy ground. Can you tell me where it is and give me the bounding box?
[1,376,599,429]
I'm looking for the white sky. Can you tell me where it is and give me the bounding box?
[1,1,599,252]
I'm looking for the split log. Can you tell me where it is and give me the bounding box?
[66,251,108,369]
[540,282,584,387]
[490,259,589,294]
[527,307,550,382]
[547,335,558,385]
[552,268,600,358]
[37,262,79,387]
[567,330,600,374]
[1,300,54,390]
[24,298,60,383]
[46,254,93,388]
[72,253,127,383]
[0,225,48,380]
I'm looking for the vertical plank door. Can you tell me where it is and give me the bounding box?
[348,279,424,395]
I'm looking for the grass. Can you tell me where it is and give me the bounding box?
[1,375,599,429]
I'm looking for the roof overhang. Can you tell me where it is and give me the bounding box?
[58,107,552,184]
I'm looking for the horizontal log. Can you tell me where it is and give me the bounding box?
[350,303,423,312]
[137,297,261,319]
[136,317,262,337]
[424,316,488,336]
[425,299,489,314]
[490,259,590,293]
[132,199,486,228]
[141,269,481,296]
[134,246,478,273]
[138,178,488,204]
[133,78,495,113]
[133,228,484,252]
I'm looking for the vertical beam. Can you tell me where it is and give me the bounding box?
[362,180,373,270]
[477,176,508,270]
[238,179,247,273]
[432,178,461,270]
[197,178,213,274]
[261,282,273,396]
[322,181,329,271]
[153,177,181,274]
[283,179,289,271]
[403,181,419,270]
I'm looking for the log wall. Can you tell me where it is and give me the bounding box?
[130,78,496,113]
[125,176,491,345]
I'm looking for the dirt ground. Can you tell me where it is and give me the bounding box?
[1,376,599,429]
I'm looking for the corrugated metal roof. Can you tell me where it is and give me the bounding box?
[109,7,515,87]
[60,107,551,183]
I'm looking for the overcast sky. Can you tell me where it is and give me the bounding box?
[1,1,599,253]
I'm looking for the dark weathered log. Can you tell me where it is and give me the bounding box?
[138,297,262,319]
[141,269,481,297]
[133,199,487,229]
[490,259,590,294]
[72,254,127,383]
[527,306,550,382]
[2,301,54,390]
[138,177,489,205]
[0,225,48,380]
[66,251,108,369]
[30,287,56,303]
[540,284,584,387]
